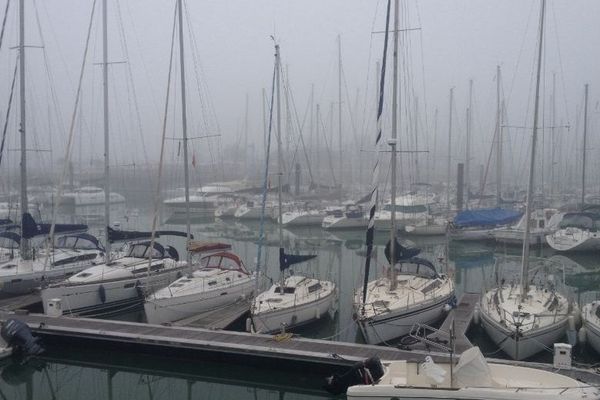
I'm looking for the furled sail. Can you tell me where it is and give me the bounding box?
[21,213,87,240]
[279,248,316,271]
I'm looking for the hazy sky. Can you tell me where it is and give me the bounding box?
[0,0,599,188]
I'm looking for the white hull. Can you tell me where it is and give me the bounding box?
[144,277,255,324]
[322,216,367,230]
[41,267,186,316]
[492,229,548,246]
[251,288,336,334]
[281,212,324,227]
[480,307,568,360]
[0,263,89,295]
[356,293,453,344]
[582,303,600,354]
[546,229,600,252]
[449,228,494,241]
[404,223,447,236]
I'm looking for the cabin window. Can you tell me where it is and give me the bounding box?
[539,220,545,229]
[76,272,92,278]
[123,283,135,289]
[1,264,16,270]
[208,281,217,286]
[276,286,295,294]
[308,283,322,293]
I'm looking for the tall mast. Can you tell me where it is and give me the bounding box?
[102,0,111,261]
[18,0,29,259]
[465,79,473,206]
[337,35,343,200]
[177,0,191,261]
[495,65,502,207]
[446,88,453,212]
[521,0,546,297]
[582,84,589,206]
[550,72,556,200]
[388,0,399,291]
[275,43,284,292]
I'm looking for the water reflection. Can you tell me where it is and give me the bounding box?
[0,347,334,400]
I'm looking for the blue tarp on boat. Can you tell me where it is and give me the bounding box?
[453,208,522,228]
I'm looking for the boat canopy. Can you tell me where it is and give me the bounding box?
[21,212,88,239]
[0,218,12,226]
[127,241,166,259]
[200,251,248,274]
[55,233,103,251]
[188,241,231,253]
[396,257,439,279]
[0,232,20,248]
[384,239,421,263]
[453,208,522,228]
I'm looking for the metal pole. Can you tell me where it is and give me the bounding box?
[275,43,284,293]
[337,34,343,200]
[177,0,191,263]
[446,88,453,212]
[102,0,111,261]
[389,0,399,290]
[495,66,502,207]
[582,84,589,206]
[521,0,546,297]
[19,0,29,259]
[465,79,473,206]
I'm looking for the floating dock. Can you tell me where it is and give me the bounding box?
[2,310,600,385]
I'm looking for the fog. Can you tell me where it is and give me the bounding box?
[0,0,599,197]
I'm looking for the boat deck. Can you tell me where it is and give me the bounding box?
[408,292,478,354]
[173,298,250,330]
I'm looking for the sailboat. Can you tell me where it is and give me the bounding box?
[40,0,188,316]
[353,0,454,345]
[479,0,574,360]
[546,87,598,252]
[0,0,106,294]
[249,42,336,334]
[144,2,256,325]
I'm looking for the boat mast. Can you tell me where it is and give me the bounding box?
[18,0,29,259]
[389,0,399,290]
[550,72,556,201]
[275,43,284,293]
[495,65,502,207]
[102,0,111,261]
[581,83,589,206]
[446,88,453,212]
[337,34,343,201]
[465,79,473,207]
[177,0,191,262]
[521,0,546,297]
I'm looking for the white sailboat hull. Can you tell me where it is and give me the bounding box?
[41,267,186,316]
[480,308,568,360]
[546,229,600,252]
[322,215,367,230]
[356,293,453,345]
[144,277,255,325]
[251,288,336,334]
[281,212,324,227]
[492,229,548,246]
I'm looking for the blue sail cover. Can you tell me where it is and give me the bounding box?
[453,208,522,228]
[21,213,88,239]
[279,248,317,271]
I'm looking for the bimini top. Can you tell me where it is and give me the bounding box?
[200,251,249,274]
[396,257,439,279]
[55,233,103,251]
[127,241,166,259]
[188,241,232,253]
[453,208,522,228]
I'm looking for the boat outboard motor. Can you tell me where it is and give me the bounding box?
[323,356,384,395]
[1,319,44,356]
